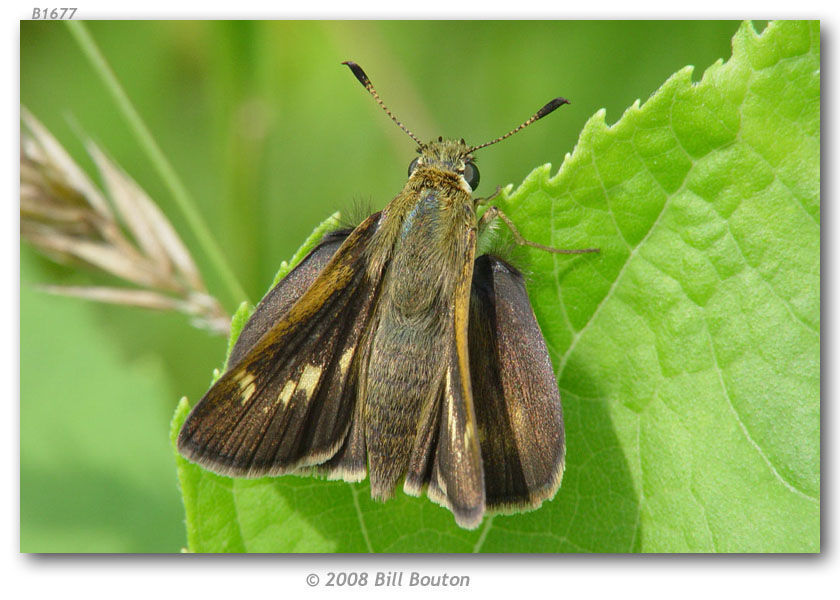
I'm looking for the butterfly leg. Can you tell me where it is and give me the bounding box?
[477,205,600,255]
[473,185,503,206]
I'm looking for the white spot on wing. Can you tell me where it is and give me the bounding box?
[237,370,257,405]
[298,364,323,398]
[277,380,296,407]
[446,368,459,443]
[236,370,255,389]
[339,347,354,376]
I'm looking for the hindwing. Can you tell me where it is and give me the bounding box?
[468,254,566,511]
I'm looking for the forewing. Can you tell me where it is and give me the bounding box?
[424,338,485,529]
[177,213,382,478]
[468,254,565,511]
[228,228,351,367]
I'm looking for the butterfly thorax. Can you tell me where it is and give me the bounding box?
[372,140,476,312]
[364,139,476,286]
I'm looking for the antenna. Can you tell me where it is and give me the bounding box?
[342,61,424,148]
[468,97,569,152]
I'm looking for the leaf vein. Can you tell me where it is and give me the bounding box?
[558,188,671,375]
[472,515,495,553]
[350,484,374,552]
[725,222,818,335]
[705,322,819,503]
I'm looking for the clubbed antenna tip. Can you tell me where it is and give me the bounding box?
[342,61,371,88]
[469,96,570,153]
[342,60,423,147]
[536,97,570,119]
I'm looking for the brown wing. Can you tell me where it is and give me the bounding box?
[227,228,351,367]
[467,254,565,511]
[177,213,382,478]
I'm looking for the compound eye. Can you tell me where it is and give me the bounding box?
[407,157,420,177]
[463,161,480,190]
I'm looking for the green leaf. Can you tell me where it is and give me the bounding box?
[171,20,820,553]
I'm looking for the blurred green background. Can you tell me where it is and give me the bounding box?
[20,20,745,552]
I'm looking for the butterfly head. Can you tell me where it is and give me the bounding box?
[407,138,479,192]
